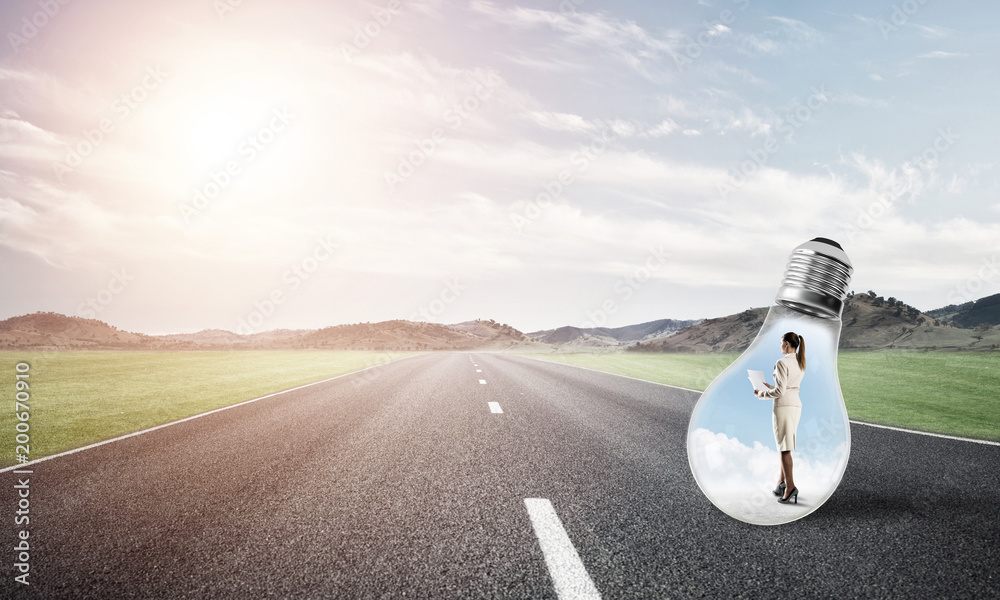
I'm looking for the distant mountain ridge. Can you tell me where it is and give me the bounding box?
[157,328,307,345]
[0,314,540,352]
[630,291,1000,353]
[529,318,700,347]
[3,290,999,353]
[927,292,1000,329]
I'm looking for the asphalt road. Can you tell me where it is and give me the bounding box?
[2,352,998,599]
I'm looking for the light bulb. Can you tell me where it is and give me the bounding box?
[686,238,854,525]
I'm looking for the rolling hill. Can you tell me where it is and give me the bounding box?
[275,319,535,351]
[0,313,541,352]
[529,318,700,347]
[156,329,308,348]
[927,292,1000,329]
[629,292,1000,353]
[3,290,999,354]
[0,312,152,350]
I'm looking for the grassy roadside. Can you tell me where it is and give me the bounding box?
[0,351,412,467]
[525,352,741,391]
[524,350,1000,442]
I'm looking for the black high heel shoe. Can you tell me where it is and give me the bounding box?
[772,482,786,497]
[777,487,798,504]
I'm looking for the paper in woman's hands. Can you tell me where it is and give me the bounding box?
[747,370,767,392]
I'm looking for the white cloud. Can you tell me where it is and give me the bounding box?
[0,68,45,84]
[737,16,820,57]
[0,111,63,157]
[852,14,878,27]
[914,25,951,39]
[497,53,587,72]
[944,162,994,196]
[945,173,965,194]
[829,90,890,109]
[654,92,782,139]
[705,61,766,86]
[917,51,969,59]
[689,428,848,524]
[738,34,779,55]
[658,95,691,117]
[963,162,995,177]
[844,152,928,204]
[525,113,650,139]
[527,111,598,134]
[724,107,771,137]
[767,16,821,43]
[606,119,637,137]
[642,118,678,138]
[469,0,680,80]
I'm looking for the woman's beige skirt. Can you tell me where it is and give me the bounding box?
[772,406,802,451]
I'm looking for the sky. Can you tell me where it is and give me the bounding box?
[1,0,999,334]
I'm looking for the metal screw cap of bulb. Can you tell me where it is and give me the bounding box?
[774,237,854,319]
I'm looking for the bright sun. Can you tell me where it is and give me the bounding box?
[177,79,270,166]
[148,51,290,172]
[183,88,271,166]
[136,43,325,196]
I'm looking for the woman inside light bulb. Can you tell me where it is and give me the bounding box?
[753,331,805,504]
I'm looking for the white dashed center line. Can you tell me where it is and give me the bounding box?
[488,402,503,413]
[479,379,487,384]
[476,369,482,372]
[524,498,601,600]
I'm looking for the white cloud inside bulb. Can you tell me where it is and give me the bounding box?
[690,428,848,496]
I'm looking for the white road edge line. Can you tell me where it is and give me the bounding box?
[850,420,1000,446]
[0,354,424,474]
[488,402,503,413]
[524,498,601,600]
[517,355,702,393]
[516,356,999,446]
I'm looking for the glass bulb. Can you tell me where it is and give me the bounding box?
[686,238,854,525]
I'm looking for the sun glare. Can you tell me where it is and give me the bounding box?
[146,48,293,173]
[134,41,334,202]
[185,91,269,166]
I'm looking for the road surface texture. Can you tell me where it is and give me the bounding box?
[2,352,998,598]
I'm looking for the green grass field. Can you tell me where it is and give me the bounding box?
[0,351,410,467]
[527,351,1000,442]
